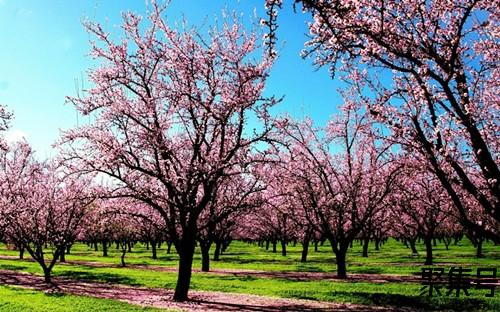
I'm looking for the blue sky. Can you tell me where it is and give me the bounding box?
[0,0,343,156]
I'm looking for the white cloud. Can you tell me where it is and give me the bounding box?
[5,129,28,143]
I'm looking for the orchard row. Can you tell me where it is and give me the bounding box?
[0,0,498,303]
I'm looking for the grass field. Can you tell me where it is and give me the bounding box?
[0,285,169,312]
[0,238,498,311]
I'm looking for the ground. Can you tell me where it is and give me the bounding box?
[0,239,498,311]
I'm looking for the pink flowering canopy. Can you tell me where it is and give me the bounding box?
[59,2,278,301]
[266,0,499,240]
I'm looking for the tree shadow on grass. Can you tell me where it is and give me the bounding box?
[56,270,139,286]
[352,267,384,274]
[0,264,29,271]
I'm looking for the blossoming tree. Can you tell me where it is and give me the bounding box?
[60,3,277,301]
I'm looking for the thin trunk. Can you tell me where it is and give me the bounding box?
[102,240,108,257]
[362,237,369,257]
[424,237,433,265]
[409,239,418,255]
[272,241,277,253]
[200,242,211,272]
[476,238,484,258]
[314,240,318,252]
[121,245,127,267]
[167,241,172,254]
[281,240,287,256]
[265,240,270,250]
[213,241,222,261]
[152,240,157,259]
[301,237,310,263]
[19,246,24,259]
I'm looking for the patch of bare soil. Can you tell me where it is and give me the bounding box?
[0,269,419,311]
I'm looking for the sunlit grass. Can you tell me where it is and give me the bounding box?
[0,285,173,312]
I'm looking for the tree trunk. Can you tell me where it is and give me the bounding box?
[146,241,149,250]
[152,240,157,260]
[476,238,484,258]
[409,239,418,255]
[43,266,52,284]
[301,237,310,263]
[127,241,132,253]
[272,241,277,253]
[94,241,98,251]
[314,240,318,252]
[60,250,66,262]
[375,239,380,251]
[362,237,369,257]
[424,237,433,265]
[19,246,24,259]
[281,240,287,256]
[213,241,222,261]
[167,241,172,254]
[102,240,108,257]
[335,249,348,279]
[265,240,270,250]
[173,238,196,301]
[200,242,211,272]
[121,247,127,267]
[66,245,71,254]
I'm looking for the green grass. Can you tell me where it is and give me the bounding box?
[3,238,497,275]
[0,285,173,312]
[1,238,499,311]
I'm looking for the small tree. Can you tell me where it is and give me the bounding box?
[0,142,95,283]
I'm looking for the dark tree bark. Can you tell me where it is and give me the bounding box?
[362,237,370,257]
[300,231,311,262]
[476,238,484,258]
[18,245,24,259]
[424,237,433,265]
[167,241,172,254]
[200,242,211,272]
[151,240,157,260]
[213,241,222,261]
[281,240,287,256]
[102,240,108,257]
[409,238,418,255]
[173,235,196,302]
